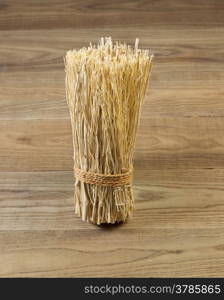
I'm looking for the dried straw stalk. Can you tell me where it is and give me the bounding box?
[64,37,153,225]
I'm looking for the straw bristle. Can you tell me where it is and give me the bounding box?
[65,37,153,224]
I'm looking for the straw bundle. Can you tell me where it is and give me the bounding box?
[64,37,153,224]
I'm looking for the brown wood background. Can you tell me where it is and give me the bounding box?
[0,0,224,277]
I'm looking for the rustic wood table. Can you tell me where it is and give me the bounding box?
[0,0,224,277]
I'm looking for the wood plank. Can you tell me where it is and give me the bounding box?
[1,87,224,120]
[0,27,223,119]
[0,0,223,30]
[0,119,73,171]
[1,82,223,120]
[0,70,67,120]
[0,170,224,231]
[1,168,224,189]
[1,85,224,120]
[1,28,223,72]
[146,88,224,117]
[0,117,224,171]
[1,27,224,67]
[0,228,224,277]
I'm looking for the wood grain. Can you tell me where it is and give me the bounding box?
[0,169,224,231]
[0,27,223,120]
[1,228,224,277]
[0,117,224,171]
[0,0,224,277]
[0,0,223,30]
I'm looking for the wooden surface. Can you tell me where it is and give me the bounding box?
[0,0,224,277]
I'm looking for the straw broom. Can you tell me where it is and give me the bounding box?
[64,37,153,225]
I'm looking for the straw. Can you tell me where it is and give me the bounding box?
[64,37,153,224]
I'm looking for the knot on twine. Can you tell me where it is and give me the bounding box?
[74,167,133,187]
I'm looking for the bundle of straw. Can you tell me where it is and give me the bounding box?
[64,37,153,224]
